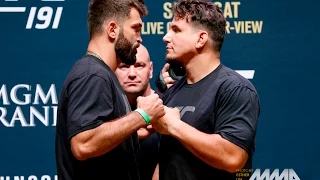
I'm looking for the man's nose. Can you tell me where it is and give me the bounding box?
[128,66,137,78]
[163,32,171,43]
[137,35,142,44]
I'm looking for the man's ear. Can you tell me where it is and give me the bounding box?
[195,31,208,49]
[105,21,118,40]
[149,61,153,79]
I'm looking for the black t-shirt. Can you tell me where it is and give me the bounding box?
[55,55,140,180]
[139,132,160,180]
[159,64,260,180]
[131,94,161,180]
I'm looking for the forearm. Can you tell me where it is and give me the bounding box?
[169,121,247,173]
[152,163,159,180]
[71,111,146,160]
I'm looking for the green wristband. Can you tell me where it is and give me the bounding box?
[134,108,151,125]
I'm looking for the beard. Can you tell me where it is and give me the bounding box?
[115,30,138,65]
[166,55,181,65]
[165,51,181,63]
[166,56,177,63]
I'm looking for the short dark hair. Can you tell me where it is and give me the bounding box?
[88,0,148,39]
[173,0,226,51]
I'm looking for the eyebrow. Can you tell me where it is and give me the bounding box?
[132,22,142,28]
[136,61,146,64]
[170,24,180,30]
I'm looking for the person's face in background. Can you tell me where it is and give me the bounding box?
[115,45,153,96]
[115,7,143,65]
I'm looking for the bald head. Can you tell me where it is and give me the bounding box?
[136,44,150,63]
[115,44,154,103]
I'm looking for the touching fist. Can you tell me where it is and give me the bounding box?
[136,93,165,123]
[152,106,181,135]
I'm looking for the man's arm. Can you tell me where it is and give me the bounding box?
[71,111,146,160]
[168,121,248,173]
[152,163,159,180]
[155,86,259,172]
[67,75,164,160]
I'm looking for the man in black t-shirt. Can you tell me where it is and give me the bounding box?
[151,1,260,180]
[55,1,165,180]
[115,44,161,180]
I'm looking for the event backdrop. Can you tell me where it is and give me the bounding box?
[0,0,319,179]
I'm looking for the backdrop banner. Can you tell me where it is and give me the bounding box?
[0,0,319,179]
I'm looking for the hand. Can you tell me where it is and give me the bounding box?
[137,125,155,139]
[137,93,165,123]
[161,63,176,89]
[152,106,181,135]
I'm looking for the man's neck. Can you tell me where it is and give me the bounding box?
[87,37,120,72]
[185,51,221,84]
[142,84,154,96]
